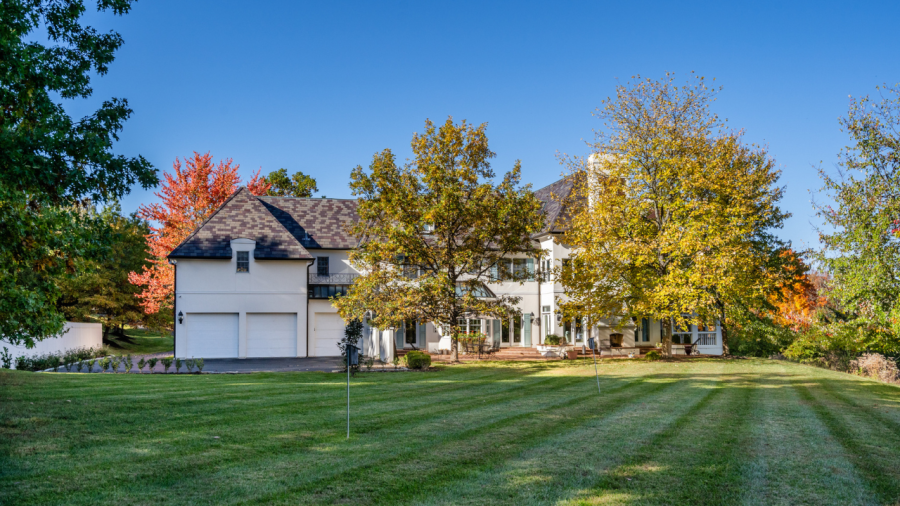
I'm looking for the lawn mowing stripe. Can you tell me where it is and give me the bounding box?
[792,376,900,505]
[137,372,642,503]
[2,368,632,504]
[412,362,728,505]
[235,374,684,505]
[812,376,900,431]
[557,363,752,505]
[739,362,878,506]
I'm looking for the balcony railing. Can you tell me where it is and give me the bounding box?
[310,272,359,285]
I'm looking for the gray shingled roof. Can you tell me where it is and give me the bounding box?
[533,176,575,234]
[169,177,571,259]
[169,187,314,259]
[257,197,360,249]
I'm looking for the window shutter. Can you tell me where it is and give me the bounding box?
[417,320,426,347]
[526,258,534,281]
[642,318,650,342]
[523,314,532,346]
[493,320,501,342]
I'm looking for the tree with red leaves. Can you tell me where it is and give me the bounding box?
[128,152,270,315]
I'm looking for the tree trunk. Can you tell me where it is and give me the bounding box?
[662,318,673,357]
[449,321,460,362]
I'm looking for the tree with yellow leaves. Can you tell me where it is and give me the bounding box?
[558,73,788,356]
[335,118,545,361]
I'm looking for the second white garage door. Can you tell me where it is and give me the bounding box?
[185,313,238,358]
[247,313,297,357]
[314,313,345,357]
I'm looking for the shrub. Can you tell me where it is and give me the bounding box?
[338,319,363,374]
[1,347,11,369]
[850,353,900,384]
[544,335,563,346]
[124,355,134,373]
[175,358,183,373]
[75,360,85,373]
[147,357,159,373]
[405,350,431,370]
[100,357,111,373]
[110,356,121,373]
[391,356,400,369]
[364,356,374,371]
[645,350,662,361]
[85,359,95,373]
[161,357,173,373]
[185,358,195,373]
[14,355,30,371]
[195,358,205,373]
[137,357,147,373]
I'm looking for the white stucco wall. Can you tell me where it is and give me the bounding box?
[174,239,310,358]
[4,322,103,369]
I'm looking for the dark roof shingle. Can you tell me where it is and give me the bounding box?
[257,197,360,249]
[533,176,575,234]
[169,187,314,259]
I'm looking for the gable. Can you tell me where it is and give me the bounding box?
[169,187,313,260]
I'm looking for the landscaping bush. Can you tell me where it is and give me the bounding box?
[1,347,11,369]
[137,357,147,373]
[195,358,204,373]
[175,358,183,373]
[404,350,431,370]
[645,350,662,361]
[124,355,134,373]
[185,358,195,373]
[147,357,159,373]
[110,356,121,373]
[161,357,173,373]
[544,335,563,346]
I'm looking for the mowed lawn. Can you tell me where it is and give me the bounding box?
[2,359,899,506]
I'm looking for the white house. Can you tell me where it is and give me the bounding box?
[168,180,723,360]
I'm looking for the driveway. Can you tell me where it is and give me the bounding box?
[198,357,344,373]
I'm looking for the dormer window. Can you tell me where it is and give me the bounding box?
[237,251,249,272]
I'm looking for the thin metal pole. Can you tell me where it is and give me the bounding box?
[591,345,601,394]
[347,358,350,439]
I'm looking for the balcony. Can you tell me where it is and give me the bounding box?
[309,272,359,285]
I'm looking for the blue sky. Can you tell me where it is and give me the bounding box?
[70,0,900,250]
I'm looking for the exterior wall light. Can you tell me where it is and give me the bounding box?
[178,311,184,325]
[556,313,562,323]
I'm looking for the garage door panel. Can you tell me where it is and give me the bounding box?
[186,313,238,358]
[314,313,345,357]
[247,313,297,358]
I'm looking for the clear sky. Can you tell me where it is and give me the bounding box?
[70,0,900,250]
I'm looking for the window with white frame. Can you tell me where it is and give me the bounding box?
[236,251,249,272]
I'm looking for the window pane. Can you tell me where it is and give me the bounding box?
[513,317,521,343]
[236,251,249,272]
[317,257,329,276]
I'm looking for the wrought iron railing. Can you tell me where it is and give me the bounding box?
[309,272,359,285]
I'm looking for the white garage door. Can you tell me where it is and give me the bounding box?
[314,313,345,357]
[185,313,238,358]
[247,313,297,357]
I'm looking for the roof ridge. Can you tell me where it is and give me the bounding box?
[169,186,249,256]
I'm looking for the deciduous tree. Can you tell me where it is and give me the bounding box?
[335,118,544,361]
[0,0,155,347]
[815,84,900,354]
[264,168,318,198]
[128,152,270,314]
[558,73,787,356]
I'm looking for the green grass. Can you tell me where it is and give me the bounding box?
[2,359,899,505]
[105,327,173,355]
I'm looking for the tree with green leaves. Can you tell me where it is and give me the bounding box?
[558,74,787,356]
[264,168,318,198]
[56,203,170,341]
[0,0,156,348]
[815,84,900,355]
[335,118,545,361]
